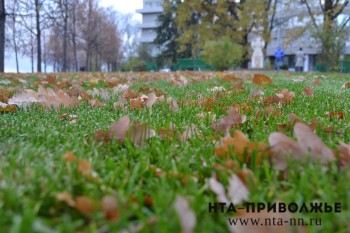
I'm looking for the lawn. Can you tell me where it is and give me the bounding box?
[0,71,349,233]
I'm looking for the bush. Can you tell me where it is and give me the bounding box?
[124,58,146,72]
[200,37,242,71]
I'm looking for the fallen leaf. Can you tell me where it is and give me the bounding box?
[294,122,334,163]
[167,97,179,112]
[324,111,344,120]
[89,99,105,107]
[227,174,250,205]
[75,196,95,214]
[101,195,119,222]
[107,116,131,142]
[268,132,305,170]
[63,152,77,163]
[341,81,350,88]
[56,191,75,207]
[212,107,247,137]
[126,121,156,146]
[174,196,196,233]
[303,86,313,97]
[337,142,350,168]
[130,97,143,109]
[146,93,157,108]
[78,159,91,175]
[253,74,272,85]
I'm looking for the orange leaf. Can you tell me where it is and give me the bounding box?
[324,111,344,120]
[130,97,143,109]
[253,74,273,85]
[303,86,313,97]
[63,152,77,163]
[75,196,95,214]
[78,159,91,174]
[341,81,350,88]
[56,191,75,207]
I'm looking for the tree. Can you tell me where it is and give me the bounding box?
[201,37,242,71]
[154,0,192,65]
[0,0,5,72]
[300,0,350,70]
[161,0,279,68]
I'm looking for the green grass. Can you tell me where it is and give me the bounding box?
[0,71,350,233]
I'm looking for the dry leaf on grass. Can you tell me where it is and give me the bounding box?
[174,196,196,233]
[337,142,350,168]
[209,174,249,205]
[75,196,96,214]
[56,191,75,207]
[341,81,350,88]
[253,74,273,85]
[268,123,335,170]
[101,195,119,222]
[215,130,267,164]
[294,122,334,163]
[303,86,313,97]
[212,107,247,137]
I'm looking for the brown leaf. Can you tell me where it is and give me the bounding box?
[212,107,247,137]
[341,81,350,88]
[303,86,313,97]
[0,103,17,113]
[253,74,273,85]
[89,99,105,107]
[46,74,57,84]
[126,121,156,146]
[123,89,139,100]
[63,152,77,163]
[101,195,119,222]
[313,79,321,85]
[146,93,157,108]
[167,97,179,112]
[56,191,75,207]
[174,196,196,233]
[324,111,344,120]
[337,142,350,168]
[78,159,91,175]
[215,130,267,163]
[294,123,334,163]
[107,116,131,142]
[268,132,305,170]
[130,97,143,109]
[75,196,96,214]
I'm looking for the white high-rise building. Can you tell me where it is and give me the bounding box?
[136,0,163,56]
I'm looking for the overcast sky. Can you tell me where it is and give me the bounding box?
[100,0,143,21]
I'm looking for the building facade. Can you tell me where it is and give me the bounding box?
[137,0,350,71]
[136,0,163,57]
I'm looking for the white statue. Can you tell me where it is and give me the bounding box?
[251,36,265,69]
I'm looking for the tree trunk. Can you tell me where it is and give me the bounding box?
[35,0,42,72]
[62,0,68,72]
[0,0,5,72]
[72,0,78,71]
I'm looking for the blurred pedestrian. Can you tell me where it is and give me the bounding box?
[295,48,305,72]
[274,47,285,72]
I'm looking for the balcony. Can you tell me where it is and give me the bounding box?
[136,0,163,14]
